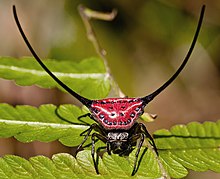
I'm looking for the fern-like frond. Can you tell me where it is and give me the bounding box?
[0,57,110,99]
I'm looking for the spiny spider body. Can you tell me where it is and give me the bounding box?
[12,4,205,176]
[91,98,144,130]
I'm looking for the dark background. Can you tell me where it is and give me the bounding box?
[0,0,220,178]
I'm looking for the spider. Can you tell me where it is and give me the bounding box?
[12,5,205,175]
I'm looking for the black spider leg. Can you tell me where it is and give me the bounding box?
[77,123,99,151]
[75,123,107,174]
[138,123,158,155]
[54,107,89,126]
[130,132,145,176]
[106,142,111,155]
[76,123,106,150]
[91,133,107,174]
[130,123,158,175]
[78,113,91,119]
[142,5,205,104]
[12,5,93,108]
[77,113,93,126]
[131,123,158,155]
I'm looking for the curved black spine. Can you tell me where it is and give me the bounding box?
[142,5,205,104]
[13,5,92,107]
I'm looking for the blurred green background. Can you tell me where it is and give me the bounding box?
[0,0,220,178]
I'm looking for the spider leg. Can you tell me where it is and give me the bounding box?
[77,113,94,125]
[79,123,96,137]
[106,142,111,155]
[91,133,107,174]
[77,123,102,151]
[139,123,158,156]
[129,133,145,176]
[78,113,92,119]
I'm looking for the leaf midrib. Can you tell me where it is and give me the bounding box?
[0,64,108,79]
[0,119,88,129]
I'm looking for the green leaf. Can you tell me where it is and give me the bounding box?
[0,56,110,99]
[154,121,220,178]
[0,149,161,179]
[29,156,58,178]
[0,103,220,178]
[0,103,91,146]
[3,155,37,178]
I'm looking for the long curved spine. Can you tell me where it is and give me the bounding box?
[142,5,205,104]
[13,5,92,107]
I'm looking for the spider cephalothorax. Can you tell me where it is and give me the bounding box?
[12,4,205,176]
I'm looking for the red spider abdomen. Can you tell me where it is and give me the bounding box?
[90,98,144,130]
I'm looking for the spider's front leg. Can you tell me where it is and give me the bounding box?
[77,113,94,126]
[78,113,91,119]
[106,142,111,155]
[76,123,102,151]
[91,133,107,174]
[129,123,158,175]
[129,133,145,176]
[138,123,158,155]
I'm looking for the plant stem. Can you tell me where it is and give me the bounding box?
[78,4,124,97]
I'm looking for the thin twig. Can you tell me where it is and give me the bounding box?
[78,4,124,97]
